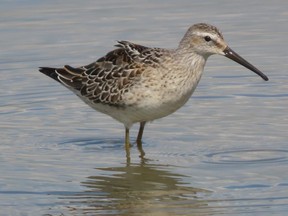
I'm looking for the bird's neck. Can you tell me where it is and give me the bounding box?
[171,50,207,95]
[174,49,207,77]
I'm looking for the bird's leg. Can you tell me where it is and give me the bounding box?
[125,127,131,159]
[136,121,146,144]
[125,127,131,147]
[137,122,146,158]
[136,122,146,145]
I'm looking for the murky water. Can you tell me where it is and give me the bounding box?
[1,0,288,215]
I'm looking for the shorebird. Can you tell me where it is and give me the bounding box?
[39,23,268,149]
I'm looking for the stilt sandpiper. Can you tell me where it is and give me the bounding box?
[39,23,268,150]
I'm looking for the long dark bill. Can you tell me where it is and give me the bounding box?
[223,47,268,81]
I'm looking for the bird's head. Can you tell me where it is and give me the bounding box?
[178,23,268,81]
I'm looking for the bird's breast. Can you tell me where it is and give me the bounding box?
[121,61,205,120]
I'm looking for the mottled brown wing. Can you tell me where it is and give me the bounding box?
[49,41,163,106]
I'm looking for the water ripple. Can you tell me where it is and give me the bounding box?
[203,149,288,165]
[59,137,124,151]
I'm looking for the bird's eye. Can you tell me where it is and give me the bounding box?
[204,36,211,42]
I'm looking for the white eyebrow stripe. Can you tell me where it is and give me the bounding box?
[193,32,215,38]
[194,32,221,43]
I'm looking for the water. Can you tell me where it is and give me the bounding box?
[0,0,287,215]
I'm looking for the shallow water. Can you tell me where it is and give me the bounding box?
[1,0,288,215]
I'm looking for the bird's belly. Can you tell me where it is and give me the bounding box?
[81,87,192,128]
[131,96,189,121]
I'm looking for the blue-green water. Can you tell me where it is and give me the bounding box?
[0,1,287,215]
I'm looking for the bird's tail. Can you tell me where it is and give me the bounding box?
[39,67,61,83]
[39,66,84,91]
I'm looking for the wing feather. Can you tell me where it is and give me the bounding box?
[40,41,164,106]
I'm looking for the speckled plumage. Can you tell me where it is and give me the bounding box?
[39,23,268,148]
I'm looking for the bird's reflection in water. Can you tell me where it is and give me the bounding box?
[62,156,210,216]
